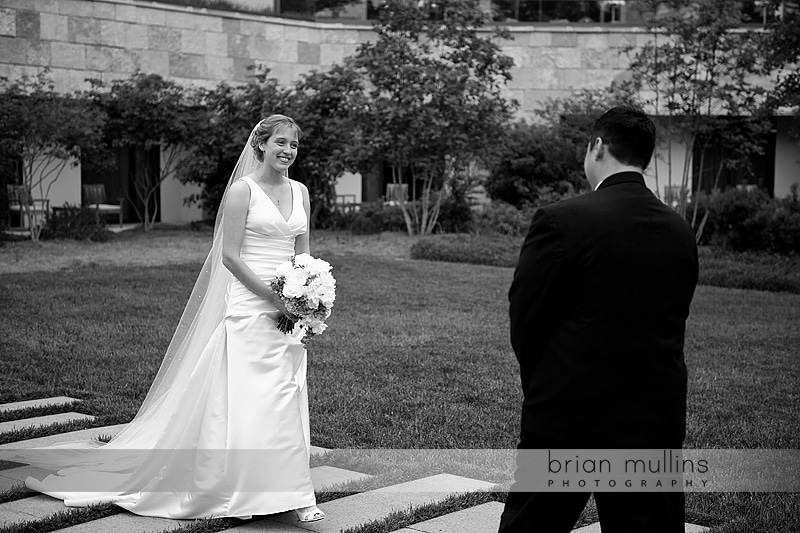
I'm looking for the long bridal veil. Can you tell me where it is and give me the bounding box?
[18,121,265,473]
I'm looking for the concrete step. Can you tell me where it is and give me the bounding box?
[0,464,371,531]
[0,397,79,413]
[0,413,96,434]
[389,502,711,533]
[0,425,328,478]
[309,465,371,488]
[0,464,56,492]
[0,424,325,455]
[573,523,709,532]
[391,501,504,532]
[227,473,497,532]
[0,494,74,528]
[55,514,193,533]
[309,446,329,456]
[0,424,127,460]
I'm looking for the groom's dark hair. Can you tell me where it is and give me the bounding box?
[590,106,656,170]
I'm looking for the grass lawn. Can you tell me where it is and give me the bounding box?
[0,234,798,532]
[411,233,800,294]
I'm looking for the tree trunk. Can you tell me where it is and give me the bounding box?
[393,166,415,236]
[691,146,706,231]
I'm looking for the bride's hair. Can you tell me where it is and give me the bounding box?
[250,114,303,162]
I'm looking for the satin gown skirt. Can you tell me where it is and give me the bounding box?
[26,179,315,519]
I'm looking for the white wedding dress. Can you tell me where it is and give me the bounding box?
[25,176,317,519]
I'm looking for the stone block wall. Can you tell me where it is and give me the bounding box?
[0,0,646,117]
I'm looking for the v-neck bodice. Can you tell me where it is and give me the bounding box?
[226,176,307,314]
[239,176,306,238]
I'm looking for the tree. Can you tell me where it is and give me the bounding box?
[178,68,293,218]
[288,65,370,227]
[347,0,517,235]
[628,1,771,209]
[89,73,201,232]
[626,0,772,225]
[485,120,580,207]
[486,86,635,207]
[762,0,800,143]
[0,70,104,241]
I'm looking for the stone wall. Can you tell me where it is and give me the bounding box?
[0,0,648,117]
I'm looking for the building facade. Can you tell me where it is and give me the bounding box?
[1,0,797,223]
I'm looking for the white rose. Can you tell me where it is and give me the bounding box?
[294,253,313,268]
[306,278,331,309]
[316,273,335,291]
[309,258,331,276]
[285,268,308,287]
[275,261,294,278]
[282,280,304,298]
[314,274,336,307]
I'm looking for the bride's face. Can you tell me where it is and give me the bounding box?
[262,126,299,172]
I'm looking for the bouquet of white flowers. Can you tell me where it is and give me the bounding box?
[270,253,336,341]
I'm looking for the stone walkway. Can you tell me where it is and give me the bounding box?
[0,397,709,533]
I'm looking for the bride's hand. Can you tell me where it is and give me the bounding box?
[268,293,289,317]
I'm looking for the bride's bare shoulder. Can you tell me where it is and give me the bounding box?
[229,178,252,193]
[225,179,252,210]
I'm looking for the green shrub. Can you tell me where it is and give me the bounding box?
[41,205,113,242]
[411,234,800,294]
[698,247,800,294]
[436,194,475,234]
[322,202,408,234]
[473,201,536,237]
[411,233,521,267]
[690,185,800,255]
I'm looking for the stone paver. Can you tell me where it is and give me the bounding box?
[391,501,504,532]
[230,474,497,532]
[54,514,194,533]
[0,424,127,459]
[49,466,371,533]
[0,426,322,455]
[0,464,359,495]
[309,446,328,456]
[0,397,78,412]
[0,413,95,434]
[0,464,371,530]
[0,495,72,527]
[572,522,709,532]
[310,465,371,489]
[0,464,55,492]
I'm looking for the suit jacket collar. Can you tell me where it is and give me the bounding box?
[596,172,645,191]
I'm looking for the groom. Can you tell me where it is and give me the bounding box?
[500,107,699,532]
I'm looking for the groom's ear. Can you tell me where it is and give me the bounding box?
[592,137,606,159]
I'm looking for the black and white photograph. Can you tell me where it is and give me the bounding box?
[0,0,798,532]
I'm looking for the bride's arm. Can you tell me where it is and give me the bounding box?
[295,182,311,255]
[221,180,287,313]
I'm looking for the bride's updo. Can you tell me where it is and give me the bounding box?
[250,114,302,162]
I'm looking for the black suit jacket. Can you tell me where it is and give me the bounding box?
[509,172,699,448]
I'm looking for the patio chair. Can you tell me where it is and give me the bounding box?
[6,184,49,234]
[82,184,123,227]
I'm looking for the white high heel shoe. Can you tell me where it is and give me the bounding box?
[294,505,325,522]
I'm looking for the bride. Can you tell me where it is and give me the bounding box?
[24,115,325,522]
